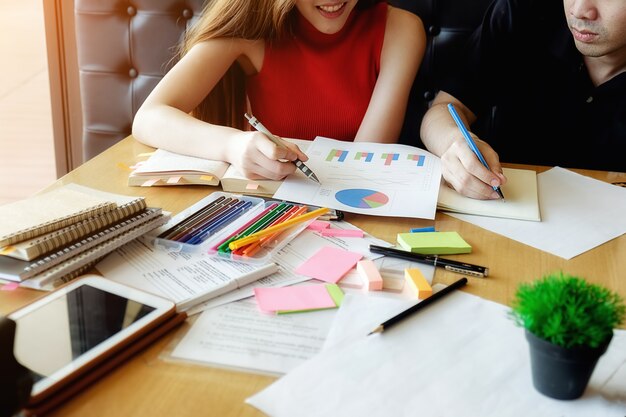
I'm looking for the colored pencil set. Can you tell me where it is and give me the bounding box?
[157,195,256,245]
[156,192,329,262]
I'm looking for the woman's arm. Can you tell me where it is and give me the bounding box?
[132,38,305,180]
[355,5,426,143]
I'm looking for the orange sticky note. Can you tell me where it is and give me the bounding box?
[295,246,363,283]
[0,246,16,255]
[404,268,432,299]
[356,259,383,291]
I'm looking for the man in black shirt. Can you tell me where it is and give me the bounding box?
[420,0,626,199]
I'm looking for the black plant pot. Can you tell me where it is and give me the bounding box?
[525,330,612,400]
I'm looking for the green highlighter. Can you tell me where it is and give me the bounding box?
[396,231,471,255]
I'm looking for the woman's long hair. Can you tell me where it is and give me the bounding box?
[180,0,383,130]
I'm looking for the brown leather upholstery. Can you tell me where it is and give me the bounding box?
[74,0,493,159]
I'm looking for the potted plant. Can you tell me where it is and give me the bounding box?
[510,272,625,400]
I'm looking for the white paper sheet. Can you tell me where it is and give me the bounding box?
[445,167,626,259]
[170,296,336,375]
[247,291,626,417]
[168,261,434,376]
[273,137,442,219]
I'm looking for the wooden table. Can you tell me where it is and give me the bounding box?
[2,137,625,416]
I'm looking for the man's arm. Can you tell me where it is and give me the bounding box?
[420,91,506,200]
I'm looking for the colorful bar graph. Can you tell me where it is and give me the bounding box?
[381,153,399,166]
[326,149,349,162]
[408,154,425,166]
[354,152,374,162]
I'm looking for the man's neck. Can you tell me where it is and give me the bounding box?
[584,52,626,86]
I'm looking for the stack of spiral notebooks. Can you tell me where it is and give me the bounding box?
[0,183,167,290]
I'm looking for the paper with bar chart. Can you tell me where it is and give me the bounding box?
[273,137,442,219]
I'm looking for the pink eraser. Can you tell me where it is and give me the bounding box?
[404,268,432,299]
[356,259,383,291]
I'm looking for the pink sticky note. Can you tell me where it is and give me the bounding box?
[307,220,331,231]
[319,228,364,238]
[295,246,363,283]
[167,176,182,184]
[254,284,337,313]
[1,282,19,291]
[246,182,259,190]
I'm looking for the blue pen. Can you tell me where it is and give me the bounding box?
[447,103,505,200]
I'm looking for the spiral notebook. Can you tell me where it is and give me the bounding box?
[20,214,169,291]
[0,208,164,283]
[2,198,147,261]
[0,185,118,247]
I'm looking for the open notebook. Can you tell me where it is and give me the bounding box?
[129,139,311,196]
[437,167,541,221]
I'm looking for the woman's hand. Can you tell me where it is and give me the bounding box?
[227,132,308,180]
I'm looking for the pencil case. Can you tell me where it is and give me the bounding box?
[151,192,315,264]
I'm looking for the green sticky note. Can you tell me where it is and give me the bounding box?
[396,231,471,255]
[325,284,344,307]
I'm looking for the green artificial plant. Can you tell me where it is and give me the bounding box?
[510,272,625,349]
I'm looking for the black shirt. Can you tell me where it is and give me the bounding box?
[442,0,626,172]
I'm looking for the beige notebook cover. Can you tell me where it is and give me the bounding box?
[0,185,117,247]
[437,167,541,221]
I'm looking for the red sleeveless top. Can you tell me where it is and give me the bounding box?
[246,3,387,141]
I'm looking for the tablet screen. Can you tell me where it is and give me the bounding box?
[12,283,156,392]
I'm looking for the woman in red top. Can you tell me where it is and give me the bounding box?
[133,0,426,181]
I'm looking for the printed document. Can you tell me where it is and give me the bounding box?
[274,137,442,219]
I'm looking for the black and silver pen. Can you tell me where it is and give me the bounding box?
[244,113,320,184]
[369,244,488,278]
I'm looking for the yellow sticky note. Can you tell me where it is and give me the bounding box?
[397,231,471,255]
[404,268,432,299]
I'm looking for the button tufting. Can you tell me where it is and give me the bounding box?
[428,25,440,36]
[423,90,434,101]
[182,9,193,19]
[128,68,138,78]
[127,6,136,16]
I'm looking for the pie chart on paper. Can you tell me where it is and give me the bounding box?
[335,189,389,209]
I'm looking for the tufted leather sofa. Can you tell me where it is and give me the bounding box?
[74,0,205,160]
[74,0,494,160]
